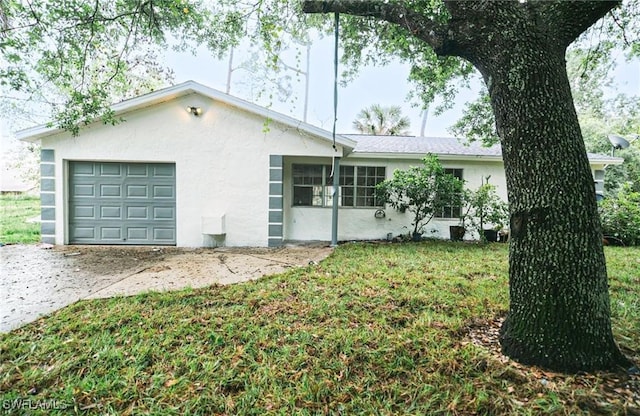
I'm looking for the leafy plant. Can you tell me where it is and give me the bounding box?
[465,180,510,241]
[376,154,464,237]
[599,183,640,246]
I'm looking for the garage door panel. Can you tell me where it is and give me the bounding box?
[100,163,121,176]
[127,164,148,176]
[100,227,122,240]
[153,207,174,220]
[153,165,175,177]
[69,162,175,245]
[126,184,148,198]
[100,184,122,197]
[71,227,96,239]
[154,228,176,241]
[100,206,122,219]
[153,185,174,198]
[127,206,148,219]
[73,205,95,219]
[72,184,95,197]
[71,162,95,176]
[126,228,149,241]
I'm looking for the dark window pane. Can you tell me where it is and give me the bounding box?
[293,164,329,206]
[293,187,313,206]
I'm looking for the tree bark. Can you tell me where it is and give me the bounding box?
[470,32,629,373]
[443,0,630,371]
[303,0,631,371]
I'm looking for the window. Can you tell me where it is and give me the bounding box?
[436,168,464,219]
[593,169,605,194]
[292,164,325,206]
[356,166,386,207]
[292,164,386,207]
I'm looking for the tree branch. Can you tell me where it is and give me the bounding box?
[540,1,620,47]
[302,0,449,54]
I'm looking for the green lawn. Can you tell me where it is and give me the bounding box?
[0,194,40,244]
[1,242,638,415]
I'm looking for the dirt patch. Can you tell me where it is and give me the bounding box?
[0,243,332,332]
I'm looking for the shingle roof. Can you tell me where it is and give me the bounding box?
[345,134,623,164]
[346,135,502,157]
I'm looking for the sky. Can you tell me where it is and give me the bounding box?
[165,36,481,138]
[165,35,639,138]
[2,33,639,143]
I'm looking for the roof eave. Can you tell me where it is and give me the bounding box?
[350,152,504,161]
[15,80,357,152]
[587,156,624,165]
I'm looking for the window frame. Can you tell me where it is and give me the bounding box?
[435,168,464,219]
[291,164,386,208]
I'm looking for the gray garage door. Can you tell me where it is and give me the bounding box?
[69,162,176,245]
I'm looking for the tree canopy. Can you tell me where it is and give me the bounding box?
[1,1,637,132]
[449,49,639,194]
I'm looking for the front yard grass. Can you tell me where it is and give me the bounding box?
[0,194,40,244]
[1,242,638,415]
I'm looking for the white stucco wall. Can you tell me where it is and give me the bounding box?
[283,156,508,242]
[36,89,612,247]
[40,93,345,247]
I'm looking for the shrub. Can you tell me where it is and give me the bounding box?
[464,182,510,241]
[376,154,464,236]
[599,183,640,246]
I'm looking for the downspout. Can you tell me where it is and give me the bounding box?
[331,157,340,247]
[330,12,340,248]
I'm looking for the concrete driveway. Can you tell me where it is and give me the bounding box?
[0,243,332,333]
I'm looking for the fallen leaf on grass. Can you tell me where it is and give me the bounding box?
[164,379,178,388]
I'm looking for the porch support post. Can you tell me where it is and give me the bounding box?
[331,157,341,247]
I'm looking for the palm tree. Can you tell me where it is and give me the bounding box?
[353,104,411,135]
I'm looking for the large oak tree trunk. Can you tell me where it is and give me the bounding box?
[470,39,630,371]
[303,0,631,372]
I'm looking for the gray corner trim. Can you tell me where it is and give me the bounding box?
[41,207,55,221]
[41,222,55,236]
[41,149,55,162]
[269,196,283,210]
[269,168,283,182]
[268,210,283,223]
[269,182,283,196]
[268,155,284,248]
[39,149,55,245]
[269,155,283,167]
[268,237,283,248]
[41,192,55,206]
[41,178,55,192]
[40,163,55,177]
[268,224,283,237]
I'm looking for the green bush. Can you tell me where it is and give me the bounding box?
[464,182,509,240]
[599,183,640,246]
[376,154,464,236]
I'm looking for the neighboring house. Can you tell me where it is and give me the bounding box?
[0,168,33,195]
[16,81,622,247]
[0,153,37,195]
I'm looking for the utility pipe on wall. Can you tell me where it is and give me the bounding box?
[331,157,341,247]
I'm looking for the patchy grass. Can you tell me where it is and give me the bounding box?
[0,194,40,244]
[1,242,638,415]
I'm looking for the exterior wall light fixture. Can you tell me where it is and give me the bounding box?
[186,106,203,116]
